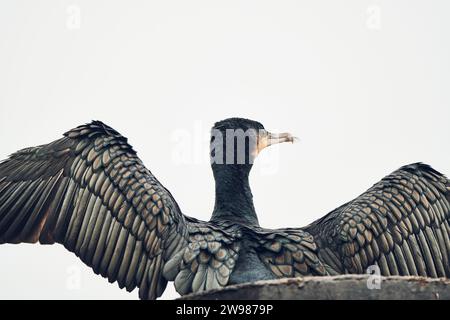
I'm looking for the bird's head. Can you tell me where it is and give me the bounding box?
[210,117,296,170]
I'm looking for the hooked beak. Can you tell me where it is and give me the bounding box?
[257,131,298,153]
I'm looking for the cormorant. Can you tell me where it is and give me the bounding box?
[0,118,449,299]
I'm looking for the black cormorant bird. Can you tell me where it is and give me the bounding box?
[0,118,449,299]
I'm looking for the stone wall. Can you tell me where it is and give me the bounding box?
[179,275,450,300]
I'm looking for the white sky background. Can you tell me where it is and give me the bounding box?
[0,0,449,300]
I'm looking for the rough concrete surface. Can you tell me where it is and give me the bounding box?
[179,275,450,300]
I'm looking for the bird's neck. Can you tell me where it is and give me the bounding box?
[211,165,259,226]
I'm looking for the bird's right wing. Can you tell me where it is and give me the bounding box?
[0,121,189,299]
[252,227,329,277]
[307,163,450,277]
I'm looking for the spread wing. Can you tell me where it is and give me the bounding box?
[0,121,189,299]
[307,163,450,277]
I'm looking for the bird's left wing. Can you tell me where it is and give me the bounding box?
[0,121,189,299]
[306,163,450,277]
[164,218,241,295]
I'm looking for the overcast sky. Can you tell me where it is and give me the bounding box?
[0,0,449,299]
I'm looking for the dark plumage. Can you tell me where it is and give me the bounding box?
[0,118,449,299]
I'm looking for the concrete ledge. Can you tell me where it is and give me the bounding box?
[178,275,450,300]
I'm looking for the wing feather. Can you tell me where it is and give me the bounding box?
[307,163,450,278]
[0,121,193,299]
[253,228,329,278]
[165,220,240,295]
